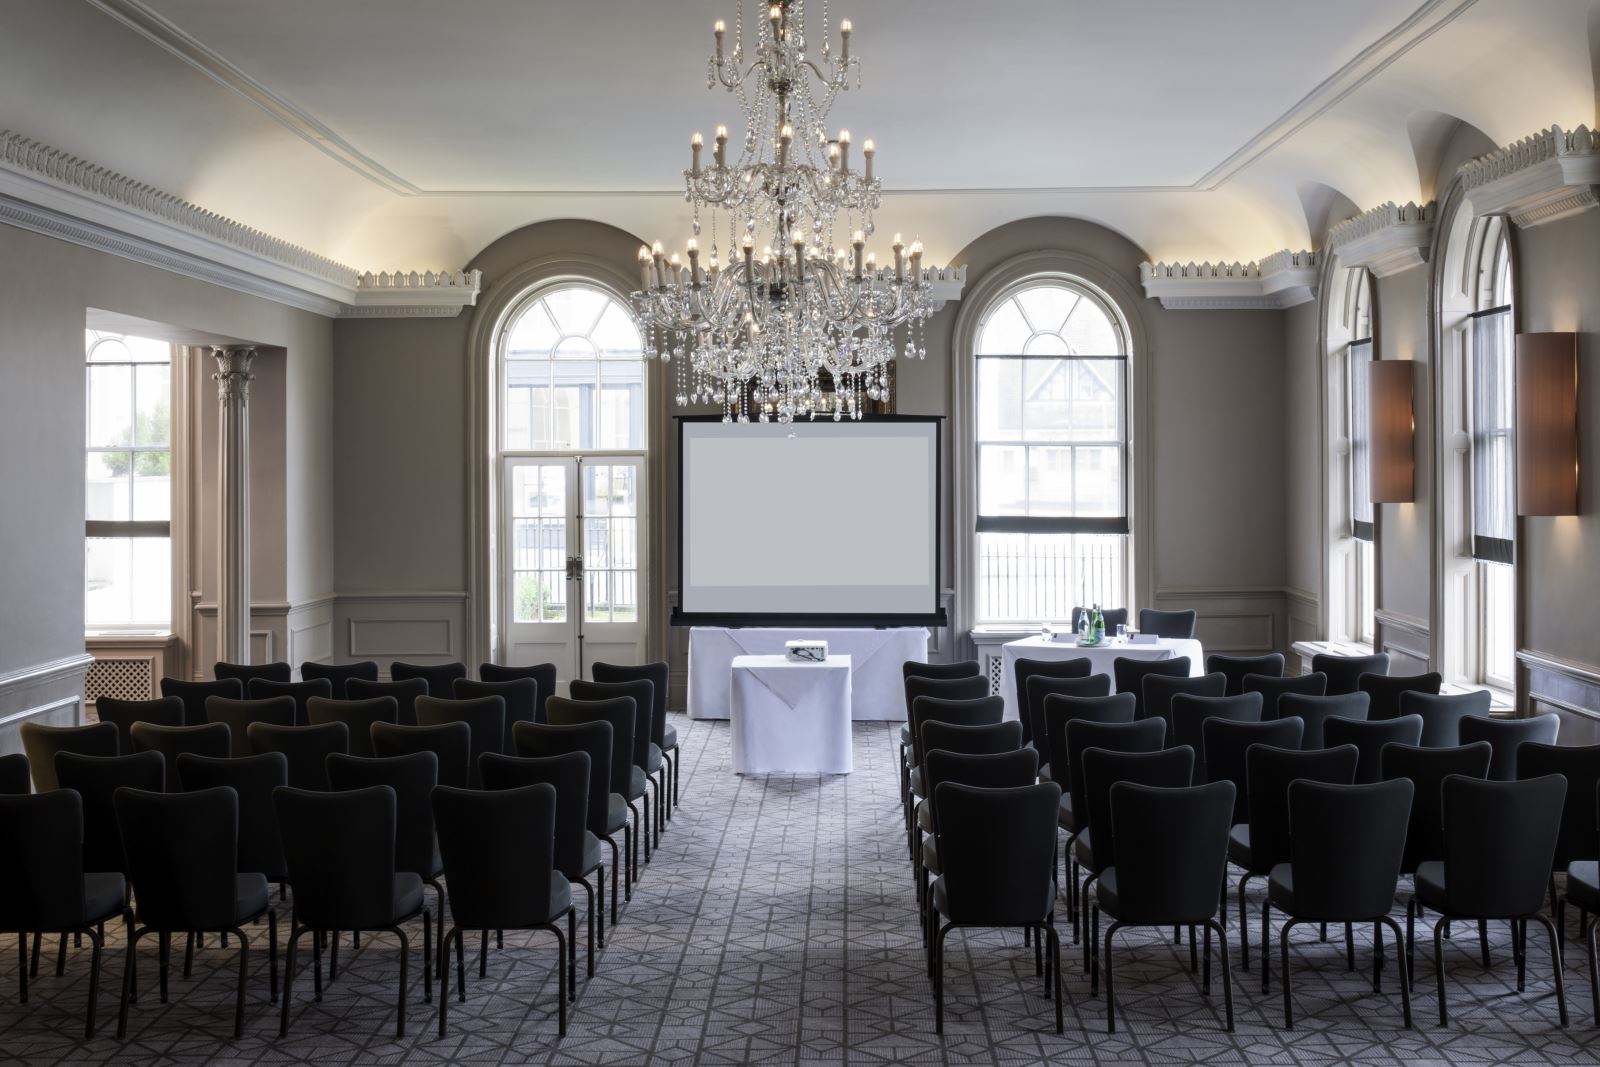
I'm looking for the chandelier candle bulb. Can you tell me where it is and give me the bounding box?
[714,19,724,58]
[840,18,851,61]
[687,239,702,285]
[838,129,851,173]
[769,4,782,37]
[863,138,874,183]
[715,125,728,167]
[691,132,703,175]
[893,234,904,282]
[638,245,653,291]
[778,123,792,168]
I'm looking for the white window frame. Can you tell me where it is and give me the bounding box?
[1326,266,1375,646]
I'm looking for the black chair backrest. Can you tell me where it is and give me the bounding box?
[0,790,90,930]
[919,719,1023,758]
[1279,691,1370,749]
[159,677,243,725]
[904,660,980,682]
[55,751,165,875]
[904,674,989,722]
[347,678,429,727]
[922,749,1039,836]
[274,784,399,930]
[480,663,559,721]
[481,751,590,878]
[306,696,398,759]
[205,695,297,758]
[1024,674,1111,752]
[1440,773,1566,917]
[1244,671,1327,719]
[1358,671,1442,721]
[1014,656,1091,744]
[389,660,467,696]
[1080,746,1194,876]
[1459,714,1560,781]
[1324,714,1424,784]
[1206,653,1285,696]
[299,660,379,700]
[1517,742,1600,868]
[173,752,289,882]
[0,753,31,795]
[569,680,652,771]
[512,720,613,840]
[1071,607,1128,633]
[455,678,539,752]
[116,786,240,930]
[1244,744,1359,870]
[1287,779,1413,920]
[214,661,291,685]
[1042,693,1137,790]
[932,782,1060,925]
[908,695,1004,770]
[432,783,559,929]
[326,751,440,879]
[1106,780,1235,924]
[591,661,670,750]
[20,722,119,792]
[1202,717,1304,824]
[94,696,183,753]
[370,721,471,790]
[129,722,230,776]
[1063,717,1166,839]
[415,695,506,788]
[545,696,635,804]
[1112,657,1190,720]
[1170,692,1263,780]
[1311,652,1390,696]
[1138,607,1197,639]
[1402,689,1492,748]
[1380,741,1493,874]
[247,678,333,726]
[1142,672,1226,734]
[246,721,350,791]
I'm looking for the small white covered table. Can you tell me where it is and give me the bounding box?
[689,627,926,720]
[999,634,1205,721]
[729,655,853,775]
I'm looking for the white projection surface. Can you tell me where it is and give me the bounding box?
[680,420,940,618]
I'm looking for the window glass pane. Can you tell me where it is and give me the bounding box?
[86,452,131,521]
[1021,332,1070,357]
[976,298,1029,355]
[1026,446,1074,513]
[87,335,133,363]
[87,364,132,448]
[506,301,560,358]
[134,365,170,447]
[593,301,643,358]
[86,536,171,628]
[1015,286,1077,333]
[978,445,1027,515]
[1071,446,1122,516]
[1063,297,1121,355]
[544,287,609,335]
[976,359,1023,442]
[502,287,643,452]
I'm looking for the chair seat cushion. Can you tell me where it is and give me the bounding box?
[83,872,127,922]
[663,724,678,751]
[647,743,664,773]
[900,723,912,747]
[1072,828,1094,870]
[580,832,604,877]
[917,802,934,834]
[606,793,630,834]
[235,873,271,923]
[909,768,925,798]
[1057,794,1076,832]
[1227,824,1255,870]
[931,876,949,918]
[1267,863,1294,911]
[628,766,647,800]
[1039,762,1052,784]
[544,872,574,922]
[392,872,425,920]
[1414,860,1446,910]
[1567,861,1600,911]
[1095,868,1121,918]
[921,836,940,876]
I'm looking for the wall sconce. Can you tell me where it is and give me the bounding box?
[1516,332,1579,515]
[1369,359,1415,503]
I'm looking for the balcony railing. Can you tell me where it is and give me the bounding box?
[977,532,1125,626]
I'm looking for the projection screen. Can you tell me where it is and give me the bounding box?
[674,416,945,626]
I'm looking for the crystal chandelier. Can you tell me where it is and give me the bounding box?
[633,0,940,423]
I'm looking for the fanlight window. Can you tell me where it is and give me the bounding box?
[502,285,644,451]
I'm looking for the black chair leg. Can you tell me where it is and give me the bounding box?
[422,911,432,1005]
[1434,919,1449,1026]
[393,926,411,1039]
[1103,921,1121,1033]
[1478,918,1490,968]
[158,931,169,1004]
[1586,913,1600,1025]
[1238,874,1253,971]
[438,925,460,1038]
[55,932,67,977]
[1379,915,1412,1028]
[80,926,104,1039]
[1281,917,1298,1028]
[567,907,577,1001]
[553,924,567,1037]
[1207,919,1234,1032]
[1345,921,1356,972]
[116,926,142,1039]
[1532,913,1568,1027]
[230,927,250,1040]
[1049,923,1064,1034]
[17,932,27,1005]
[1260,901,1272,994]
[279,925,299,1037]
[934,922,951,1035]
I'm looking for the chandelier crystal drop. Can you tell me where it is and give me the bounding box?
[633,0,940,424]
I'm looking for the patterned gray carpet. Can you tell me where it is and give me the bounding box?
[4,717,1597,1065]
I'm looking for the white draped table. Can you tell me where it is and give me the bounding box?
[688,627,928,720]
[729,655,853,775]
[998,634,1205,721]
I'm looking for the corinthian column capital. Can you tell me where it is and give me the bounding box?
[212,345,256,403]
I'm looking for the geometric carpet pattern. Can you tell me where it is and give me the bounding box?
[3,716,1596,1065]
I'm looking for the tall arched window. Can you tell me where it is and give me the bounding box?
[1340,268,1375,644]
[972,278,1129,625]
[1467,219,1515,689]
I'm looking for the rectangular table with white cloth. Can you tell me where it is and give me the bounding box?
[688,627,928,720]
[998,634,1205,722]
[729,655,853,775]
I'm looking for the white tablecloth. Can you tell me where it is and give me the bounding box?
[730,655,853,774]
[998,635,1205,721]
[689,627,928,720]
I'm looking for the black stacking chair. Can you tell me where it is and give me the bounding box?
[306,696,397,759]
[173,753,290,895]
[907,696,1005,829]
[1415,773,1568,1027]
[372,721,471,790]
[1072,607,1128,633]
[1015,656,1092,745]
[1568,828,1600,1023]
[20,722,119,792]
[1459,714,1560,781]
[514,719,623,931]
[481,662,559,720]
[348,678,428,727]
[415,695,505,790]
[93,696,183,754]
[1143,672,1226,737]
[900,661,981,799]
[585,668,672,842]
[1279,692,1370,749]
[1403,690,1491,748]
[1112,657,1191,720]
[299,661,378,700]
[571,679,656,858]
[1270,779,1413,1028]
[1245,671,1327,718]
[1311,652,1390,696]
[246,722,349,792]
[1171,693,1263,782]
[546,696,638,895]
[433,783,571,1037]
[214,661,291,686]
[1518,744,1600,934]
[1138,608,1197,639]
[481,752,601,983]
[274,784,431,1038]
[1098,780,1236,1033]
[1207,653,1285,696]
[0,790,125,1037]
[129,722,229,774]
[159,677,243,725]
[1231,744,1359,976]
[1042,692,1136,796]
[114,786,276,1040]
[592,661,679,814]
[205,696,296,758]
[389,661,467,696]
[1203,717,1304,825]
[455,678,537,756]
[1325,715,1424,784]
[1024,674,1109,775]
[247,678,333,726]
[0,754,26,795]
[901,673,988,814]
[928,781,1063,1035]
[920,720,1023,758]
[1359,672,1442,722]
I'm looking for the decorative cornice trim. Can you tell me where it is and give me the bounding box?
[1459,125,1600,228]
[1138,251,1317,310]
[1326,201,1434,277]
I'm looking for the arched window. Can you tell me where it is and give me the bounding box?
[1336,267,1375,644]
[1467,219,1515,689]
[972,278,1129,625]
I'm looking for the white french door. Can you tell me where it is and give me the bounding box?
[500,454,646,694]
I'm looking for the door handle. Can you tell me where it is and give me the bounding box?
[566,556,585,580]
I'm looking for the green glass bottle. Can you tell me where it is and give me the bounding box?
[1091,603,1105,644]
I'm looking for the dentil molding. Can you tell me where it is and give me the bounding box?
[1138,250,1318,310]
[1459,125,1600,228]
[1325,200,1434,277]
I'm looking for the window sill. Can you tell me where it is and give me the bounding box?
[1442,681,1515,714]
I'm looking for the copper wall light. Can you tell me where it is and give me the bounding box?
[1369,359,1415,503]
[1516,332,1579,515]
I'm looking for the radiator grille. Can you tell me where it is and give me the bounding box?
[86,657,155,704]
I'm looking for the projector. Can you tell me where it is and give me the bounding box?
[784,640,829,663]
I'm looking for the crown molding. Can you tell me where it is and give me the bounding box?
[1137,251,1317,310]
[1325,200,1434,277]
[0,129,480,318]
[1459,125,1600,229]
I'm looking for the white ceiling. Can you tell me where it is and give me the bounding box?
[2,0,1598,269]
